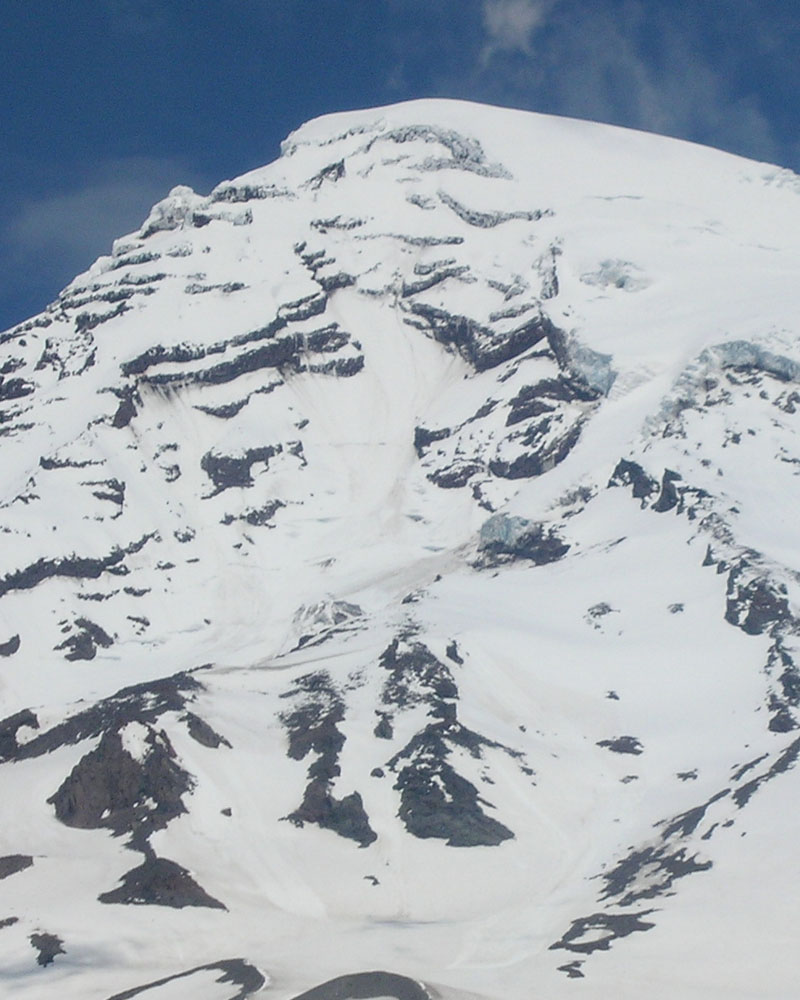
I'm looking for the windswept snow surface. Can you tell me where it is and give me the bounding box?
[1,99,800,999]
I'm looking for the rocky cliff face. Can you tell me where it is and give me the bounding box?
[1,99,800,1000]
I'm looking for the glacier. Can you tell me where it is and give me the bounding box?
[1,98,800,999]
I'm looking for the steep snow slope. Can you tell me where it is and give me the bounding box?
[1,99,800,1000]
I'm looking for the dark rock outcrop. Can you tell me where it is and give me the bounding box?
[732,735,800,808]
[307,159,345,189]
[0,634,20,657]
[506,376,599,426]
[379,637,520,847]
[281,672,377,847]
[54,617,114,661]
[725,571,791,636]
[99,855,225,909]
[47,725,192,848]
[413,425,451,458]
[0,709,40,760]
[107,959,266,1000]
[437,190,547,228]
[0,535,154,600]
[112,392,138,428]
[651,469,682,513]
[389,724,514,847]
[201,446,279,493]
[1,672,200,763]
[550,911,656,955]
[290,971,432,1000]
[366,122,511,180]
[478,514,570,566]
[184,711,232,749]
[597,736,643,755]
[608,459,659,505]
[29,932,65,967]
[407,302,553,372]
[600,845,711,906]
[0,854,33,880]
[0,376,35,401]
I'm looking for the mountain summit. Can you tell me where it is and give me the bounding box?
[1,99,800,999]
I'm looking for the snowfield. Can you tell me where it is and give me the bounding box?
[1,98,800,999]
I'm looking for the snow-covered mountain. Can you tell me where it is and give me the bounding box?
[2,98,800,1000]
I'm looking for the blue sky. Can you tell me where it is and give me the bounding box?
[2,0,798,332]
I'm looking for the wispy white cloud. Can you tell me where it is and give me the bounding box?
[0,157,204,327]
[548,8,781,163]
[481,0,560,61]
[6,158,194,263]
[469,1,787,168]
